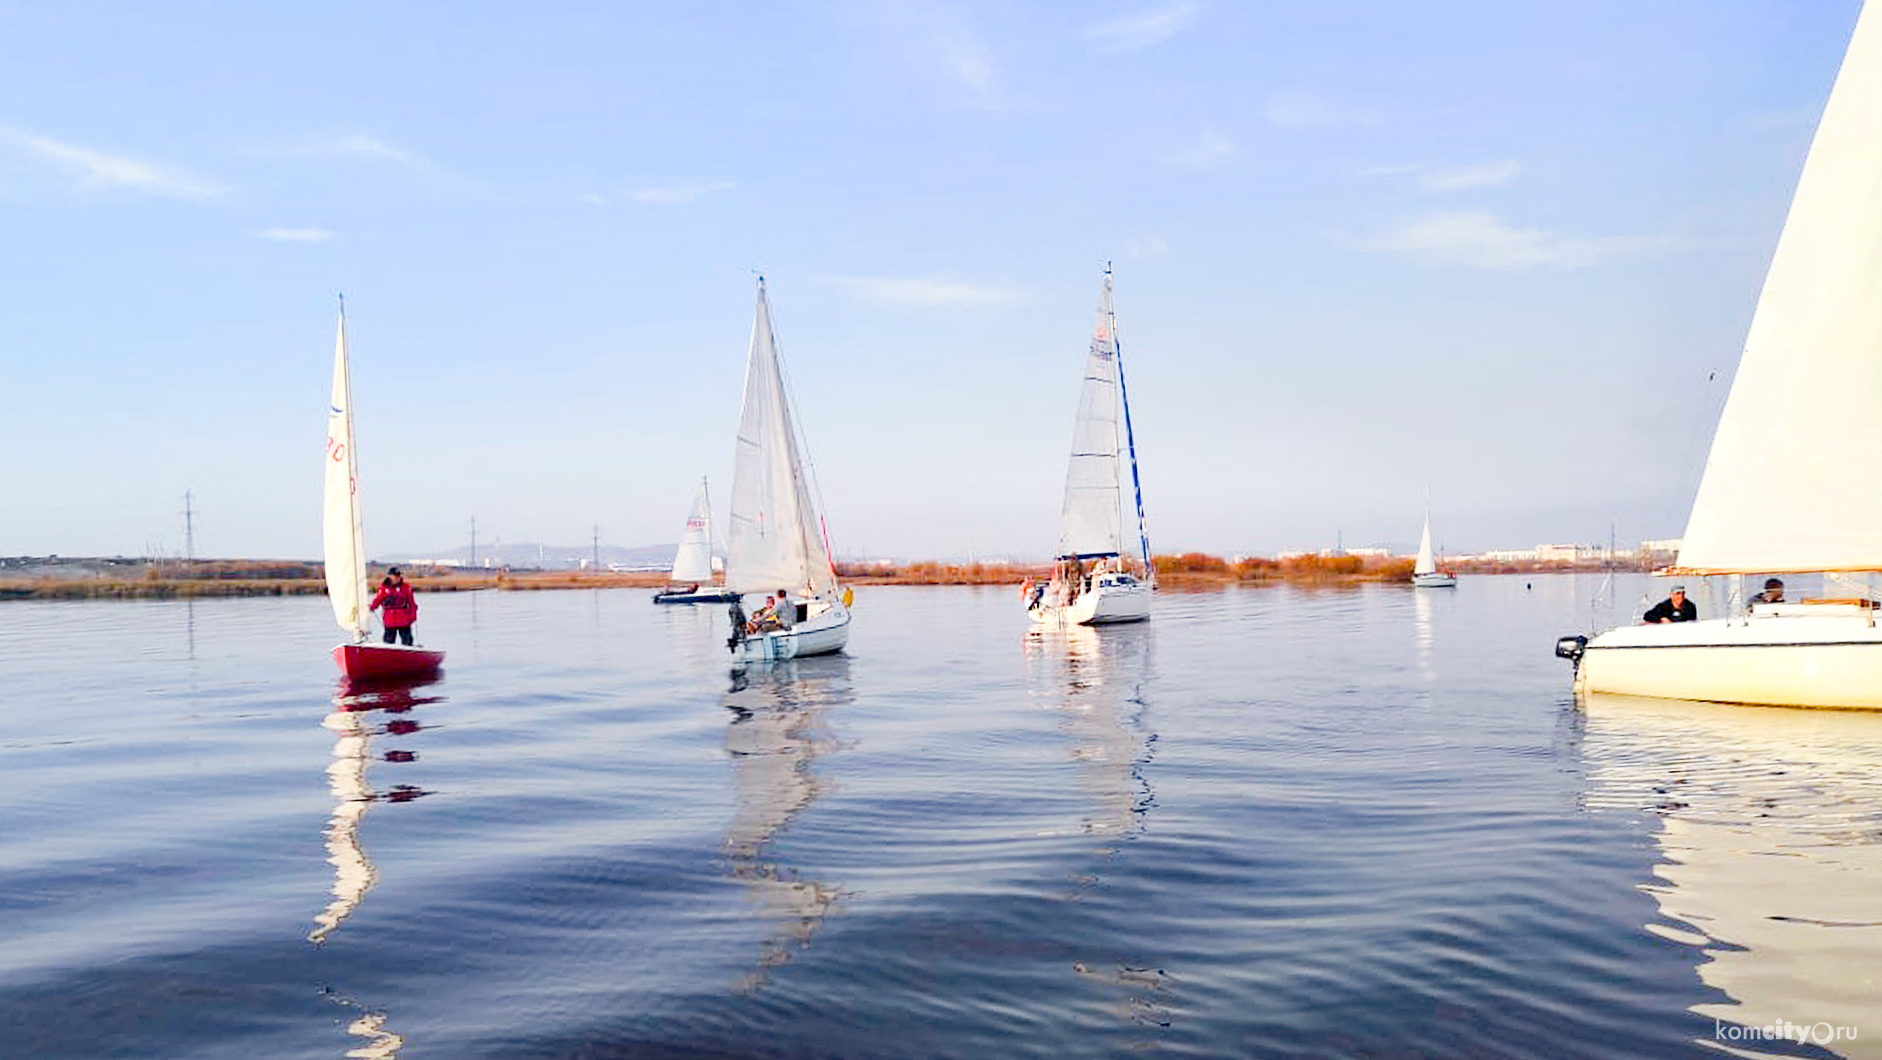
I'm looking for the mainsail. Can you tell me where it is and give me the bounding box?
[1414,516,1437,576]
[1678,4,1882,574]
[1058,276,1126,560]
[323,307,368,639]
[671,478,716,584]
[725,280,837,597]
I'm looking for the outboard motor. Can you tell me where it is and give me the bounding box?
[1555,635,1587,665]
[726,600,748,650]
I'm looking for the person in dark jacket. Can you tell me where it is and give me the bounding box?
[370,566,419,645]
[1750,578,1785,605]
[1644,586,1698,624]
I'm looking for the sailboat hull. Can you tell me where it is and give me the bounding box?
[333,642,446,680]
[1029,580,1151,628]
[1411,573,1457,588]
[732,603,850,663]
[1576,609,1882,709]
[654,588,740,605]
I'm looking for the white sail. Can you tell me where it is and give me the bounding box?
[1058,275,1125,559]
[670,478,715,584]
[1414,516,1437,576]
[1678,4,1882,574]
[323,309,368,639]
[725,280,837,598]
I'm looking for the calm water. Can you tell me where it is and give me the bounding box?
[3,577,1879,1059]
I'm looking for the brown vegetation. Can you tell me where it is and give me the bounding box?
[1154,551,1416,587]
[835,561,1052,585]
[0,560,673,600]
[5,550,1433,601]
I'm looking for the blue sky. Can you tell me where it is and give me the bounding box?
[0,0,1862,560]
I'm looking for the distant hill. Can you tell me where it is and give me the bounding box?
[386,542,679,571]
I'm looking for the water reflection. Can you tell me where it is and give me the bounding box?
[1024,624,1169,1032]
[308,675,438,1059]
[309,676,439,944]
[1024,624,1157,849]
[1411,587,1434,671]
[662,599,725,679]
[720,657,852,991]
[318,988,405,1059]
[1582,693,1882,1058]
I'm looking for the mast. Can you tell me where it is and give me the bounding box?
[1111,265,1153,583]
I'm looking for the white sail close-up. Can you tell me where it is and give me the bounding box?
[1058,277,1125,559]
[1678,3,1882,574]
[671,479,715,584]
[323,310,367,639]
[726,281,835,597]
[1414,517,1437,576]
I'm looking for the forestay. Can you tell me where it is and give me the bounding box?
[725,280,837,597]
[323,309,367,638]
[1058,278,1125,560]
[1678,5,1882,574]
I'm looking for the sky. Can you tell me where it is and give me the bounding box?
[0,0,1864,561]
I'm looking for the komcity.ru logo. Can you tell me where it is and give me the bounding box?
[1716,1018,1860,1048]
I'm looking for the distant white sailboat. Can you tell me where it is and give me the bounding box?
[723,278,851,663]
[1411,512,1456,588]
[1027,267,1153,629]
[1558,4,1882,708]
[324,302,443,679]
[655,477,737,604]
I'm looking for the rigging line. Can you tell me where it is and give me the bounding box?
[765,288,841,583]
[1673,364,1729,519]
[1114,297,1152,582]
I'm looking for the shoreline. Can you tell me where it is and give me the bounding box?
[1,553,1655,602]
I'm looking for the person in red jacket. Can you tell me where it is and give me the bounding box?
[370,567,419,645]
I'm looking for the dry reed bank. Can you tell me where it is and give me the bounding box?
[0,560,669,600]
[6,551,1427,601]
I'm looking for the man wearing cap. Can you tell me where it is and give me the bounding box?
[1643,586,1698,624]
[1750,578,1785,605]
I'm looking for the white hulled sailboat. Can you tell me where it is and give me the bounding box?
[1028,268,1153,629]
[655,477,737,604]
[1411,512,1456,588]
[1559,4,1882,708]
[723,279,851,663]
[325,302,443,680]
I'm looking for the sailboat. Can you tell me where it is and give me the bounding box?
[1027,267,1153,629]
[722,278,851,663]
[1556,4,1882,709]
[325,303,445,679]
[1410,512,1456,588]
[654,477,737,604]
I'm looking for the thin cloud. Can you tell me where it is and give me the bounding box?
[875,1,1005,110]
[1260,91,1382,129]
[263,134,427,166]
[326,135,423,165]
[626,181,735,205]
[578,192,610,206]
[1083,3,1197,51]
[0,128,223,200]
[1419,160,1521,192]
[1356,212,1657,270]
[828,275,1024,307]
[1126,236,1171,258]
[255,227,334,243]
[1169,126,1234,171]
